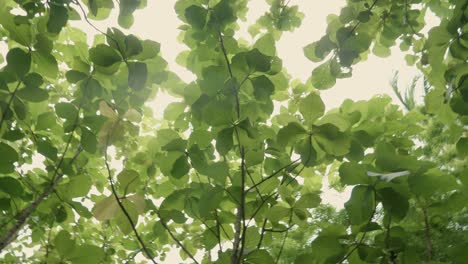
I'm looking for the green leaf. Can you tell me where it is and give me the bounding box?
[311,61,336,89]
[119,0,140,20]
[54,230,75,257]
[117,169,141,194]
[299,92,325,124]
[32,51,59,78]
[205,162,229,186]
[211,0,235,26]
[251,75,274,101]
[68,245,104,264]
[164,102,186,121]
[374,142,418,172]
[92,196,119,221]
[303,42,323,62]
[357,10,371,23]
[81,127,97,153]
[0,177,23,196]
[128,62,148,90]
[448,242,468,264]
[201,98,235,126]
[87,0,98,16]
[118,14,134,29]
[378,188,409,221]
[216,127,234,155]
[199,66,226,96]
[306,236,345,263]
[244,250,275,264]
[246,49,271,72]
[6,48,31,78]
[60,175,92,199]
[12,97,27,120]
[89,44,122,67]
[171,155,190,178]
[409,168,458,198]
[338,162,368,185]
[37,138,58,160]
[253,34,276,56]
[295,193,321,209]
[0,13,33,46]
[66,70,88,83]
[47,5,68,34]
[345,185,375,225]
[124,34,143,58]
[0,143,19,173]
[34,34,53,54]
[55,102,78,120]
[16,86,49,102]
[456,137,468,156]
[198,187,224,218]
[268,206,291,222]
[135,39,161,60]
[277,122,307,147]
[450,39,468,60]
[185,5,207,29]
[314,132,350,156]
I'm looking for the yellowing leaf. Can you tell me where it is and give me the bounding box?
[92,196,119,221]
[123,108,141,122]
[99,101,117,120]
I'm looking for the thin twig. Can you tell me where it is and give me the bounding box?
[245,158,301,193]
[44,220,54,263]
[274,210,293,264]
[256,219,268,249]
[339,189,377,263]
[404,0,424,37]
[0,81,21,131]
[340,0,380,44]
[217,20,247,263]
[384,215,397,263]
[245,164,265,202]
[0,104,83,252]
[104,125,157,264]
[155,211,199,264]
[422,207,433,262]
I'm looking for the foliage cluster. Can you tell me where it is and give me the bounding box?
[0,0,467,263]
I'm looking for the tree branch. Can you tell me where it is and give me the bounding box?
[256,219,268,249]
[404,0,424,37]
[422,207,433,262]
[339,189,377,264]
[0,81,22,132]
[275,210,293,264]
[245,158,300,193]
[217,22,247,264]
[384,215,397,264]
[155,211,199,264]
[0,104,83,252]
[104,128,157,264]
[44,220,54,263]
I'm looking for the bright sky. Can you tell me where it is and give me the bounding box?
[6,1,430,263]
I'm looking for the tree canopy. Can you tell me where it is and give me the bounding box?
[0,0,467,263]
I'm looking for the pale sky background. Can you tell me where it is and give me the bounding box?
[3,0,431,263]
